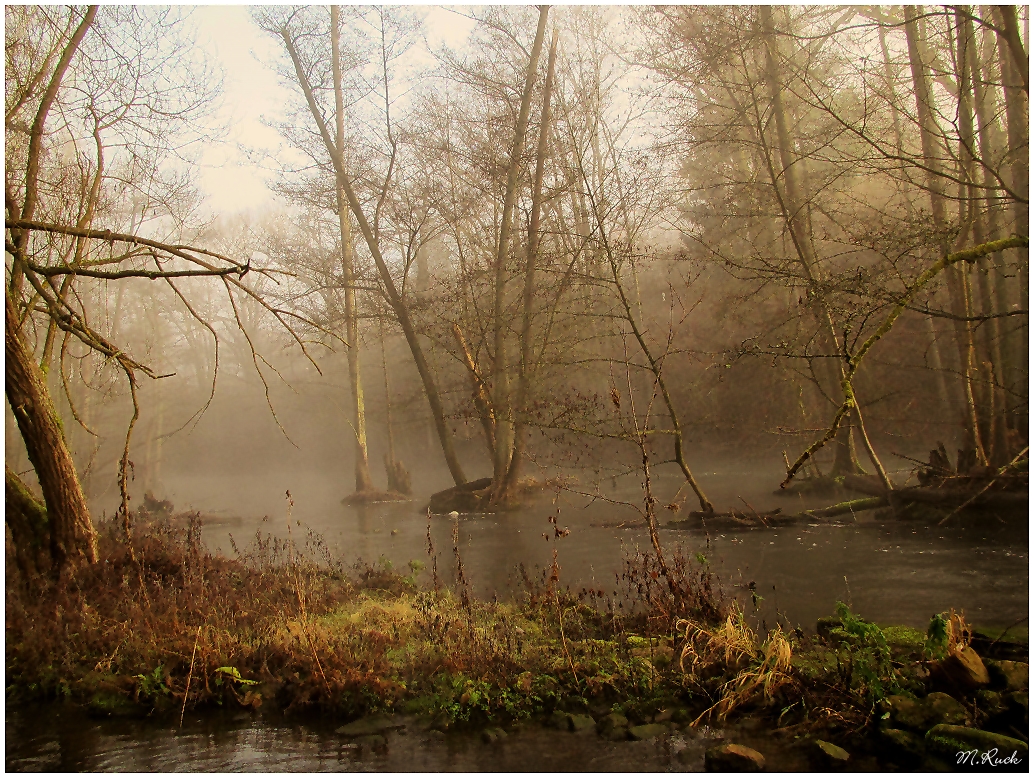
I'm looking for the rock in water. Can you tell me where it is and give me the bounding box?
[988,660,1029,692]
[704,743,766,772]
[930,646,989,693]
[547,710,570,729]
[597,712,628,741]
[335,715,403,737]
[628,723,668,741]
[812,739,850,769]
[568,714,596,733]
[354,734,387,751]
[481,727,507,744]
[925,724,1027,766]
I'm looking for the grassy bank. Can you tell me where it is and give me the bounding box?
[5,514,1028,766]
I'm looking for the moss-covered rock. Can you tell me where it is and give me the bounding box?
[878,728,925,768]
[924,692,969,726]
[925,724,1028,764]
[628,723,668,740]
[881,694,928,731]
[987,660,1028,692]
[811,739,850,770]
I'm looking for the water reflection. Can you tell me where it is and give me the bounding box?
[177,463,1026,631]
[6,704,817,772]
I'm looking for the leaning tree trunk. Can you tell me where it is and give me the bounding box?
[5,289,97,576]
[282,24,468,487]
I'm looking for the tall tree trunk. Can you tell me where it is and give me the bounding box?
[5,289,96,576]
[759,5,867,477]
[505,27,559,498]
[954,8,993,465]
[489,6,549,500]
[969,19,1015,462]
[991,4,1029,433]
[904,5,985,459]
[332,6,375,494]
[282,24,467,486]
[378,307,410,494]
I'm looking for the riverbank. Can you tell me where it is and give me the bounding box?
[6,515,1028,771]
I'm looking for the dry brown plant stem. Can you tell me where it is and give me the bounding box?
[285,491,331,696]
[180,625,202,729]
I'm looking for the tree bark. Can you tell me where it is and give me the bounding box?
[452,322,497,460]
[505,27,559,498]
[281,24,468,486]
[904,5,985,459]
[489,6,550,500]
[991,4,1029,432]
[758,5,867,477]
[5,288,96,576]
[5,466,51,581]
[332,6,375,493]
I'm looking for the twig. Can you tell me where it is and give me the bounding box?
[738,496,769,527]
[180,625,201,729]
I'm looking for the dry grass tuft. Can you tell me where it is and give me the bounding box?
[678,611,795,725]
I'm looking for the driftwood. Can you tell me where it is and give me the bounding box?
[844,473,1027,511]
[667,496,888,530]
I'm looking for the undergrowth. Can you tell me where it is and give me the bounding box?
[4,511,893,736]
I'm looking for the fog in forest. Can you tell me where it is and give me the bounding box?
[5,6,1030,771]
[6,3,1028,595]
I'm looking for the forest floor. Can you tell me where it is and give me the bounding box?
[5,514,1028,771]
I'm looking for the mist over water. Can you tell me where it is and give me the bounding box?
[145,451,1028,633]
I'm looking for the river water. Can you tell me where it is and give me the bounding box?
[187,460,1028,633]
[7,459,1027,771]
[7,703,840,772]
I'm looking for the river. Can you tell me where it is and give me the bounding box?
[7,459,1026,771]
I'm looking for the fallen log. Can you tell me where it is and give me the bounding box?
[843,474,1027,510]
[895,486,1028,509]
[801,496,888,518]
[667,497,887,529]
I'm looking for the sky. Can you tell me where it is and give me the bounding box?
[189,5,477,218]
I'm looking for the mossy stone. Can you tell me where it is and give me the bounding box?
[812,739,850,769]
[568,713,596,733]
[879,727,924,768]
[628,723,668,741]
[925,692,968,726]
[988,660,1029,692]
[925,724,1028,762]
